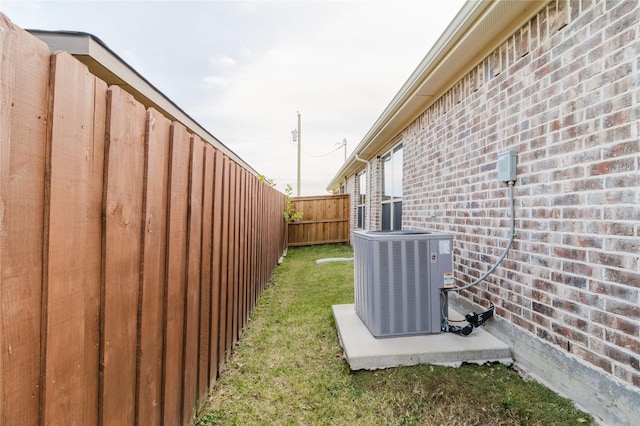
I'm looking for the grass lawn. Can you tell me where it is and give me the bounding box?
[196,245,592,425]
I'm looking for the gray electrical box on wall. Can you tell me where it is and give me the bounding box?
[497,151,518,182]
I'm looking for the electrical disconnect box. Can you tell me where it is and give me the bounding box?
[497,151,518,182]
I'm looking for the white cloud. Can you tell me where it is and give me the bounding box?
[203,75,228,87]
[1,0,466,195]
[208,55,237,67]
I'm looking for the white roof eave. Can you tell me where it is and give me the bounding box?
[326,0,547,192]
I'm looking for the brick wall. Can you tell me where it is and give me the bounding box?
[401,0,639,388]
[369,157,382,230]
[349,158,383,232]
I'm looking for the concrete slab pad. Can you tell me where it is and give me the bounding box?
[332,304,512,370]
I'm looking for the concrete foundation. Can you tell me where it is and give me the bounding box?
[448,293,640,426]
[332,303,512,371]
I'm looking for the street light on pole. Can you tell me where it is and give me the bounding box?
[290,111,301,197]
[297,111,301,196]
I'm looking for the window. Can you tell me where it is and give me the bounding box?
[357,171,366,229]
[381,144,402,230]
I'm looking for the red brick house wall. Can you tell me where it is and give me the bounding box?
[401,0,639,388]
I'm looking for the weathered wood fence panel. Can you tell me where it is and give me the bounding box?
[182,135,204,425]
[138,108,171,425]
[44,51,106,425]
[102,83,147,426]
[163,122,190,425]
[198,144,215,396]
[0,15,286,426]
[0,16,50,425]
[287,194,350,246]
[210,151,224,377]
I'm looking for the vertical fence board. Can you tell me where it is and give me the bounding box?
[137,109,171,425]
[257,183,264,298]
[243,173,251,327]
[243,172,250,330]
[101,86,146,426]
[162,123,191,425]
[226,163,237,356]
[277,195,286,260]
[235,170,242,340]
[257,183,265,296]
[244,174,252,326]
[43,52,105,425]
[217,156,230,370]
[247,176,254,315]
[210,151,224,380]
[234,165,242,343]
[247,175,254,325]
[236,169,245,340]
[252,178,260,310]
[265,187,272,291]
[90,78,108,422]
[0,15,50,425]
[182,136,204,425]
[198,144,214,395]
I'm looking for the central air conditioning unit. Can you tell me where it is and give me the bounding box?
[352,230,454,338]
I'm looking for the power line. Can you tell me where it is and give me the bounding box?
[301,145,343,158]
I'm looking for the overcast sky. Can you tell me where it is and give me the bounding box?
[1,0,466,195]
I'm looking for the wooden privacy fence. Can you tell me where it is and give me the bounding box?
[0,16,286,426]
[287,194,350,246]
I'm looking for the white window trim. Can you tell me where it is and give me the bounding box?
[356,170,367,229]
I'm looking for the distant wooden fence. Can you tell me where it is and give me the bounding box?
[0,16,286,426]
[287,194,350,246]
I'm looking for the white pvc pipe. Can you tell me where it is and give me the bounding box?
[315,257,354,264]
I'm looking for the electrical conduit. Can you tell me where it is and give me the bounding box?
[446,181,516,293]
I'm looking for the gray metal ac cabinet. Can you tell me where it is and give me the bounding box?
[352,230,454,338]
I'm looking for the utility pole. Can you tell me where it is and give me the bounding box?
[296,111,301,196]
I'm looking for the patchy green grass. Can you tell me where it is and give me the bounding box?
[196,245,592,425]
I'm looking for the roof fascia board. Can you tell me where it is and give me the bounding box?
[327,0,547,192]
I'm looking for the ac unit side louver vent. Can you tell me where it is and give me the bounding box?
[353,230,454,338]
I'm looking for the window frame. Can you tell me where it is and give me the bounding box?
[356,170,367,229]
[381,144,402,231]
